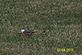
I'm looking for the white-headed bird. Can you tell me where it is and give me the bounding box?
[21,29,34,36]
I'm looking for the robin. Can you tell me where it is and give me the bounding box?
[21,29,34,36]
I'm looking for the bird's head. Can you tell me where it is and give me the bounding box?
[21,29,25,33]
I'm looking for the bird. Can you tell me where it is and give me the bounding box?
[20,29,34,36]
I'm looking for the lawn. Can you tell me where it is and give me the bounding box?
[0,0,82,55]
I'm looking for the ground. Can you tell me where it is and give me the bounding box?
[0,0,82,55]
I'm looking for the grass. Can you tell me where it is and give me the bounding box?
[0,0,82,55]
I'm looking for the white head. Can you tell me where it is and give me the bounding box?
[21,29,25,33]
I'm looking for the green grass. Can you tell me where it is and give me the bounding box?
[0,0,82,55]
